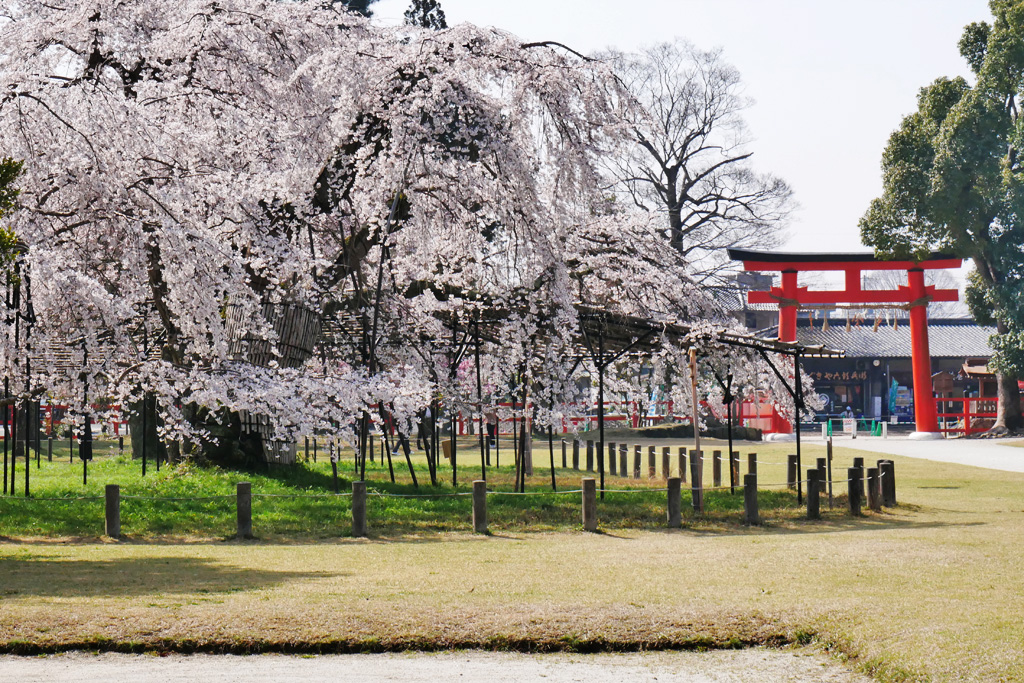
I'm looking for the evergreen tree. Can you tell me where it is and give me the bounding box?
[0,158,21,219]
[405,0,447,30]
[860,0,1024,432]
[320,0,378,18]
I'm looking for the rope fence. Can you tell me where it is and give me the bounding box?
[1,441,898,537]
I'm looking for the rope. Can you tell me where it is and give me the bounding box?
[252,492,353,498]
[119,497,234,501]
[0,495,103,501]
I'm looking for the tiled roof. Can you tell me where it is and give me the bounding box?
[760,319,995,359]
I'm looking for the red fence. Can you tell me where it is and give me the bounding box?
[935,397,998,436]
[739,400,791,434]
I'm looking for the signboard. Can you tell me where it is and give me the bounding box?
[843,418,856,434]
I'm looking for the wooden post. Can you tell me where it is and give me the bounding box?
[879,459,896,506]
[105,484,120,539]
[744,473,759,525]
[662,447,671,480]
[582,477,597,532]
[352,480,368,537]
[848,467,862,516]
[586,440,594,472]
[747,452,757,476]
[608,442,617,475]
[47,437,52,463]
[867,467,881,511]
[561,440,567,469]
[853,456,865,499]
[472,480,487,534]
[787,454,798,489]
[667,477,682,528]
[816,457,828,495]
[572,440,579,470]
[729,451,739,494]
[236,482,252,540]
[712,449,721,488]
[647,445,656,479]
[118,436,124,456]
[689,449,703,513]
[826,438,834,508]
[678,447,687,484]
[619,445,627,479]
[807,469,821,520]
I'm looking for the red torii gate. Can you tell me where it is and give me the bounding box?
[728,249,963,438]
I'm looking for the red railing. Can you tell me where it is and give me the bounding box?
[740,399,791,434]
[935,397,998,435]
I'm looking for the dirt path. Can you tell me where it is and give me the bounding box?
[0,650,870,682]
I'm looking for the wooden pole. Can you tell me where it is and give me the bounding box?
[807,468,821,520]
[608,442,617,476]
[712,449,721,488]
[690,449,703,513]
[105,484,120,539]
[475,319,487,481]
[867,467,881,511]
[747,452,757,476]
[351,481,367,537]
[827,437,834,507]
[582,477,597,532]
[848,467,862,516]
[619,444,627,479]
[678,447,687,484]
[632,444,641,479]
[236,482,252,540]
[744,473,759,525]
[689,349,703,511]
[667,477,682,528]
[647,445,656,479]
[729,451,739,494]
[662,446,671,481]
[548,425,557,492]
[472,479,487,533]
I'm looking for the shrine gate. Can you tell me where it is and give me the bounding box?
[728,249,963,439]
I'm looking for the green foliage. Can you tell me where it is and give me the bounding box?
[0,157,22,219]
[404,0,447,30]
[0,158,22,285]
[859,1,1024,383]
[321,0,378,17]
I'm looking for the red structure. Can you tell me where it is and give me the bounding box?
[728,249,963,437]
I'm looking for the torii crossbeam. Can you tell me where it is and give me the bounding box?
[728,249,963,439]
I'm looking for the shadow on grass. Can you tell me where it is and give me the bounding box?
[0,554,338,598]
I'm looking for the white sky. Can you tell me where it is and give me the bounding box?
[372,0,991,259]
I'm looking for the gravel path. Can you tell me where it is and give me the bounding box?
[0,650,870,682]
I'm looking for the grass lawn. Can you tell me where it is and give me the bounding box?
[1,437,1022,682]
[0,436,805,538]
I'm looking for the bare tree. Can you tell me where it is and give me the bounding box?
[601,40,792,282]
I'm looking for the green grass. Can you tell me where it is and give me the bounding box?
[0,437,813,539]
[1,438,1023,681]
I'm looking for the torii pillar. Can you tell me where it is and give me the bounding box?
[729,249,963,440]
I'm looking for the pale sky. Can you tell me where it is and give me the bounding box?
[372,0,992,258]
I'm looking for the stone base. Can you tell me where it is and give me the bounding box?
[908,431,943,441]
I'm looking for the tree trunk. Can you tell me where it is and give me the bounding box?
[991,319,1022,434]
